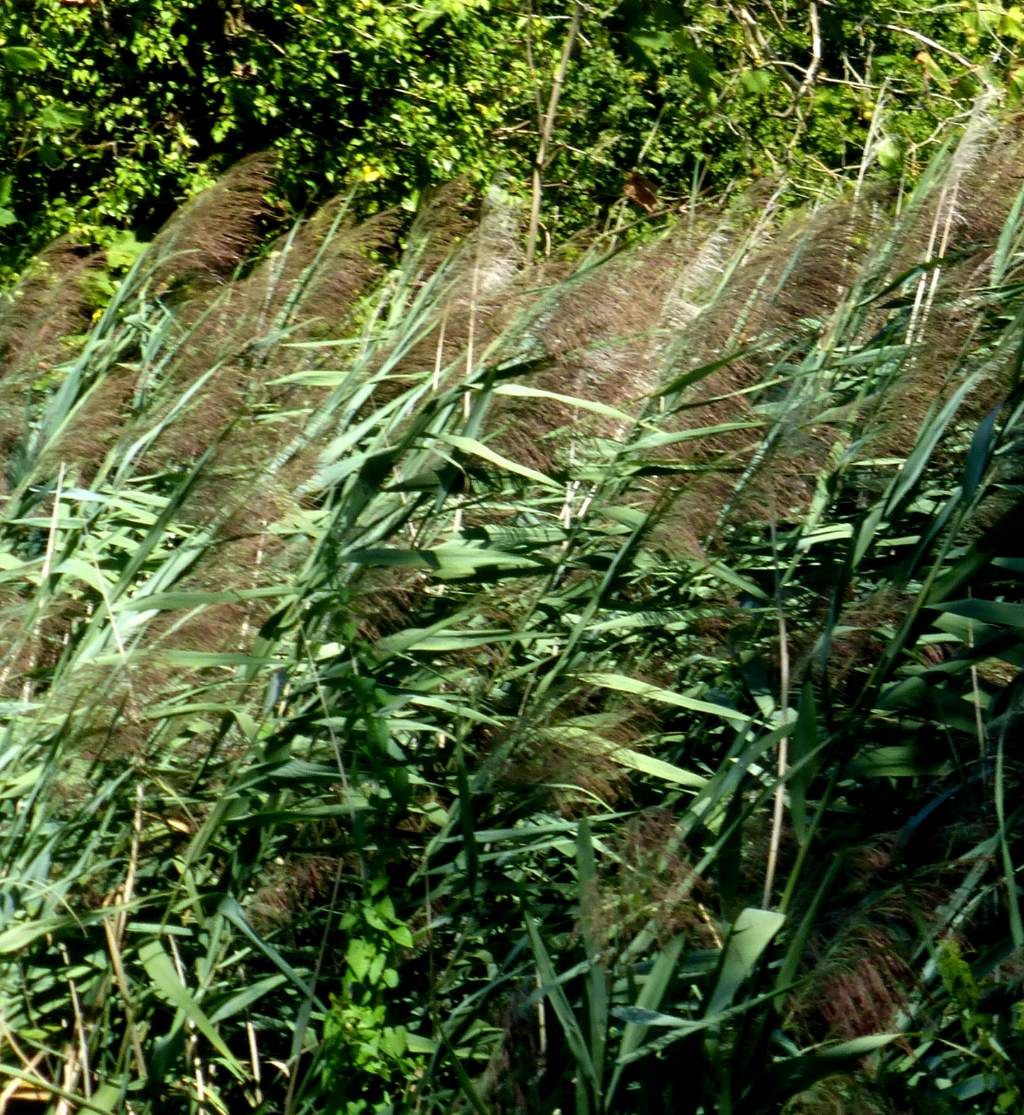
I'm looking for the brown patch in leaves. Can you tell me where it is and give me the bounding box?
[608,810,716,948]
[624,171,659,214]
[0,244,98,379]
[150,154,277,291]
[492,237,679,477]
[350,566,432,644]
[46,364,139,480]
[495,694,658,815]
[655,199,878,545]
[249,855,342,935]
[808,927,913,1039]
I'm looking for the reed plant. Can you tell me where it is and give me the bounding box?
[1,112,1023,1113]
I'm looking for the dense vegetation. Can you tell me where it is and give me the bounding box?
[0,111,1023,1110]
[4,0,1024,279]
[3,3,1024,1114]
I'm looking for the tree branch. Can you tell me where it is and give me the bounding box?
[526,2,582,266]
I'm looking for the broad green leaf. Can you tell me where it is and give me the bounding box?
[439,433,561,488]
[493,382,634,422]
[884,371,980,513]
[39,102,88,130]
[996,729,1024,947]
[0,911,110,952]
[577,818,608,1098]
[116,585,291,612]
[876,136,903,171]
[630,420,761,451]
[608,747,707,789]
[932,597,1024,629]
[788,682,817,844]
[847,744,950,778]
[755,1034,900,1106]
[344,542,545,577]
[654,347,758,397]
[578,672,749,725]
[739,68,772,94]
[1,46,45,71]
[705,907,785,1018]
[55,557,113,595]
[138,939,245,1078]
[526,915,597,1088]
[607,934,684,1105]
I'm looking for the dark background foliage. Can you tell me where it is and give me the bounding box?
[2,0,1021,280]
[2,4,1024,1114]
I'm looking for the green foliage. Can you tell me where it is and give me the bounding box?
[2,113,1024,1112]
[3,0,1024,282]
[937,938,978,1013]
[895,939,1024,1112]
[0,0,534,278]
[320,881,424,1113]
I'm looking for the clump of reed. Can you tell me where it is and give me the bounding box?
[0,111,1022,1114]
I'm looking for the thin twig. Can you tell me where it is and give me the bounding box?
[763,514,791,908]
[882,23,998,91]
[526,2,582,265]
[855,78,890,198]
[40,462,66,583]
[247,1019,264,1105]
[57,943,92,1107]
[103,918,148,1078]
[103,781,147,1079]
[794,2,821,103]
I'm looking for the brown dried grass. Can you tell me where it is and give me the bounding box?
[45,365,139,479]
[0,244,98,379]
[607,809,717,949]
[150,154,277,291]
[856,121,1024,460]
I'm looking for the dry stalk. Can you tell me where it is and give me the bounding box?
[168,934,206,1104]
[56,943,92,1109]
[102,917,147,1078]
[103,780,147,1077]
[763,516,792,908]
[247,1019,264,1105]
[0,1047,48,1109]
[526,3,582,265]
[17,463,68,705]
